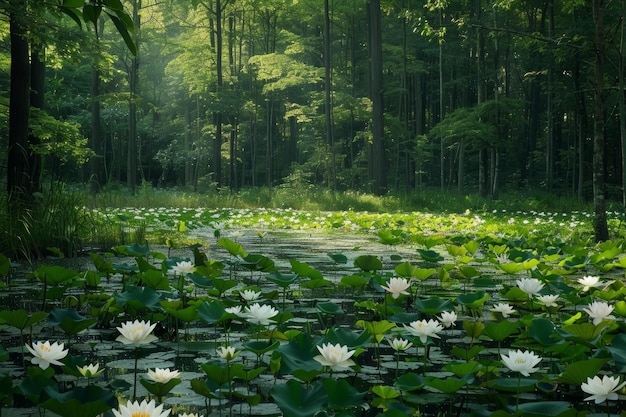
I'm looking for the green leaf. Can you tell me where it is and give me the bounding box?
[276,333,322,375]
[32,265,78,286]
[456,291,490,308]
[217,237,247,257]
[463,320,485,339]
[323,327,371,349]
[372,385,401,399]
[290,259,323,280]
[516,401,576,417]
[270,379,327,417]
[316,302,344,315]
[322,378,366,408]
[0,309,47,330]
[327,253,348,264]
[605,333,626,371]
[0,253,10,276]
[482,320,521,342]
[556,358,608,385]
[47,308,97,336]
[528,317,561,346]
[414,297,454,314]
[354,255,382,272]
[114,285,162,312]
[356,319,396,342]
[416,249,444,262]
[40,385,117,417]
[425,376,467,393]
[266,271,299,288]
[339,274,369,288]
[197,301,228,324]
[488,377,537,392]
[137,269,170,290]
[451,345,484,360]
[394,372,425,391]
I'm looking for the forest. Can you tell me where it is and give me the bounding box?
[0,1,624,230]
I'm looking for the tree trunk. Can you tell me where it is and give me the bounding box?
[324,0,336,190]
[592,0,609,241]
[368,0,386,195]
[127,0,141,192]
[29,44,44,188]
[7,0,31,197]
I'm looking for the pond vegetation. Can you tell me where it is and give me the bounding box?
[2,199,626,417]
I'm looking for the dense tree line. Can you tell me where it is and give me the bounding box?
[0,0,624,238]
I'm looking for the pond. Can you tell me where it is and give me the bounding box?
[0,226,624,417]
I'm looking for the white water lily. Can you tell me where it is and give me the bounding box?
[77,363,104,378]
[313,343,356,370]
[500,349,542,376]
[25,341,69,370]
[216,346,239,360]
[583,301,616,325]
[116,320,158,346]
[240,289,262,301]
[381,277,411,299]
[437,311,458,328]
[388,337,413,351]
[490,303,516,318]
[242,303,279,325]
[147,368,181,384]
[225,305,242,315]
[581,375,626,404]
[516,277,544,296]
[172,260,196,275]
[536,294,560,308]
[578,275,602,292]
[403,319,443,344]
[112,399,171,417]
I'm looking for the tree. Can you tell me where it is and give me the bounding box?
[5,0,135,199]
[368,0,386,195]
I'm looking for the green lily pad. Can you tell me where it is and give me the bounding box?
[271,379,327,417]
[40,385,117,417]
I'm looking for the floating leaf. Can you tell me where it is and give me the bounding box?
[270,379,327,417]
[354,255,382,272]
[556,358,608,385]
[414,297,454,314]
[47,308,97,336]
[416,249,444,262]
[488,377,537,392]
[322,378,366,408]
[40,385,118,417]
[394,372,425,391]
[425,376,468,393]
[0,309,47,330]
[483,320,522,346]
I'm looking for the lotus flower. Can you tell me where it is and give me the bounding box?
[490,303,516,318]
[225,305,242,315]
[583,301,615,325]
[112,399,171,417]
[77,362,104,378]
[172,260,196,275]
[578,275,602,292]
[216,345,239,360]
[388,337,413,351]
[516,277,544,296]
[536,294,560,307]
[147,368,181,384]
[116,319,158,346]
[581,375,626,404]
[241,303,279,325]
[381,277,411,299]
[240,289,262,301]
[500,349,542,376]
[403,319,443,344]
[25,341,69,370]
[437,311,458,328]
[313,343,356,370]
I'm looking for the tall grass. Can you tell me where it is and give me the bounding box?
[84,183,596,214]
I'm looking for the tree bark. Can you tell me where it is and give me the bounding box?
[368,0,386,195]
[592,0,609,241]
[7,0,31,197]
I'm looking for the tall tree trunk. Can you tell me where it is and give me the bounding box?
[324,0,336,190]
[29,44,44,188]
[368,0,386,195]
[213,0,223,188]
[592,0,609,241]
[618,0,626,207]
[127,0,141,192]
[7,0,31,197]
